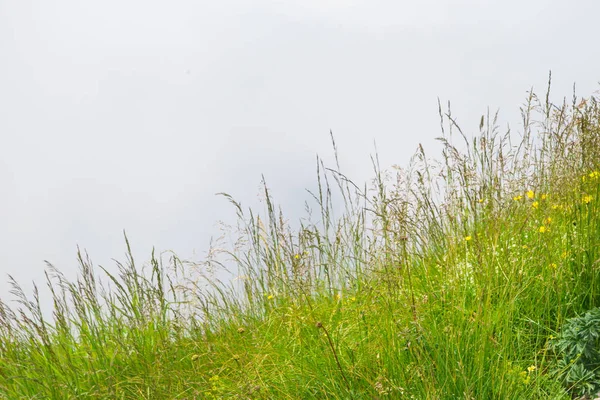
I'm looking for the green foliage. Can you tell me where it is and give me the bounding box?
[551,307,600,398]
[0,77,599,398]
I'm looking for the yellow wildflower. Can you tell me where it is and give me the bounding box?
[527,190,535,199]
[267,294,274,300]
[514,195,522,201]
[541,194,547,200]
[465,236,472,241]
[546,217,552,224]
[532,201,539,208]
[538,226,547,233]
[527,365,537,373]
[583,195,593,204]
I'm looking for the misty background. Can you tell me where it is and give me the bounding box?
[1,1,599,306]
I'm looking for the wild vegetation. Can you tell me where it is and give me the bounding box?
[1,77,600,399]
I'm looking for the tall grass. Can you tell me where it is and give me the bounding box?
[1,79,600,399]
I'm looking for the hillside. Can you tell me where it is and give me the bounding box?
[1,84,600,399]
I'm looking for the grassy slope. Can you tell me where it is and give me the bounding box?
[1,84,600,399]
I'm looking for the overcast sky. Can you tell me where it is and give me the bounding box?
[1,0,599,305]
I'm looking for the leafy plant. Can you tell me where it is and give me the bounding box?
[551,307,600,398]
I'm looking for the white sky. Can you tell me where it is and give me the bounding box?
[1,0,599,304]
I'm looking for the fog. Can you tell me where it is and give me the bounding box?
[1,0,599,308]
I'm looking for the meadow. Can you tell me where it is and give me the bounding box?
[1,80,600,399]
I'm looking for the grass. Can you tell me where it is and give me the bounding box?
[1,76,600,399]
